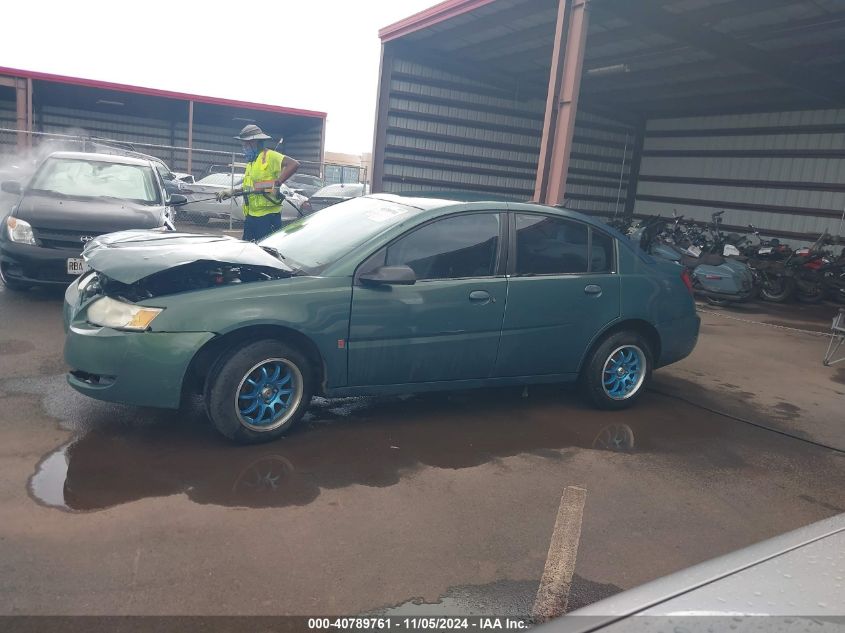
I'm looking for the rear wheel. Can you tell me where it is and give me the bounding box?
[759,275,795,303]
[797,281,824,304]
[581,331,653,410]
[205,339,313,443]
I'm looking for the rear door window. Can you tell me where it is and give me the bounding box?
[514,214,614,275]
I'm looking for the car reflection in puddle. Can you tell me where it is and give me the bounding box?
[30,386,655,512]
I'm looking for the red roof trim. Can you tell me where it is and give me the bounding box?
[0,66,327,119]
[379,0,498,42]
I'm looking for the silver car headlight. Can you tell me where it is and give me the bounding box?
[6,217,35,245]
[87,296,163,331]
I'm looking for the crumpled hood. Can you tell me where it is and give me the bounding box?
[82,230,293,284]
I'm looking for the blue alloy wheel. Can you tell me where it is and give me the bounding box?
[601,345,646,400]
[235,358,304,432]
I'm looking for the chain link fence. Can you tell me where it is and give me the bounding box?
[0,128,368,231]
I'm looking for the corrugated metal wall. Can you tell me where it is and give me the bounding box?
[283,124,323,176]
[563,110,636,219]
[0,93,19,157]
[635,109,845,242]
[0,89,324,179]
[377,54,545,198]
[375,54,635,206]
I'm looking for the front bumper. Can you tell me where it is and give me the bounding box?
[64,324,214,409]
[0,240,83,287]
[63,282,214,408]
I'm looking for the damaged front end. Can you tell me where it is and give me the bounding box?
[78,259,293,303]
[64,230,296,331]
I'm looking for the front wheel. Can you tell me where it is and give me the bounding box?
[581,332,653,410]
[759,275,795,303]
[205,339,313,443]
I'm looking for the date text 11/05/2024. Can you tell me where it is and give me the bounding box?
[307,617,531,630]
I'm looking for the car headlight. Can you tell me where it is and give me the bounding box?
[6,217,35,245]
[87,296,163,331]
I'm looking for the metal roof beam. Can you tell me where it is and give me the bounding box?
[593,0,845,105]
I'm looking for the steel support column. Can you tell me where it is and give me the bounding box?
[371,44,394,194]
[533,0,590,206]
[187,100,194,174]
[14,77,32,150]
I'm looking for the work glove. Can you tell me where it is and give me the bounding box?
[216,189,234,202]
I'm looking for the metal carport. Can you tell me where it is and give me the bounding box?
[0,67,326,178]
[372,0,845,241]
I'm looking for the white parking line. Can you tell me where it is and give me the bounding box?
[532,485,587,623]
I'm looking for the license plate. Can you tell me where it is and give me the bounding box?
[67,258,88,275]
[687,245,702,257]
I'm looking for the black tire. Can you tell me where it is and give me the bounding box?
[797,282,824,304]
[189,214,210,225]
[0,266,29,291]
[759,275,796,303]
[204,339,313,444]
[581,331,653,410]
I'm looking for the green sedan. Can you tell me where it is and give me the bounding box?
[63,195,699,443]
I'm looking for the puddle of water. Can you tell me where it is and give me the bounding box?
[29,443,71,509]
[369,575,621,618]
[26,383,718,513]
[370,580,538,618]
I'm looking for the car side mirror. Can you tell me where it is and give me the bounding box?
[1,181,22,195]
[168,193,188,206]
[359,265,416,286]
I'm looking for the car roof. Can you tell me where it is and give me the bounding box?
[367,194,622,234]
[45,151,155,167]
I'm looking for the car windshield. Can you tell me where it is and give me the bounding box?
[196,173,244,187]
[313,183,366,198]
[29,157,160,204]
[260,196,422,273]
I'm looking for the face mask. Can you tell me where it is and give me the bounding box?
[243,146,260,162]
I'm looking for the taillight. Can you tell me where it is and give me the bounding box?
[680,268,694,295]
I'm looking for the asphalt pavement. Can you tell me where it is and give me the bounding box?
[0,278,843,618]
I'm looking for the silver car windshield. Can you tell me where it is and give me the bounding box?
[29,157,160,204]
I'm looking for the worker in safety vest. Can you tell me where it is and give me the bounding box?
[216,124,300,241]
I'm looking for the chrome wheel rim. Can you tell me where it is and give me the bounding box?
[602,345,646,400]
[235,358,303,432]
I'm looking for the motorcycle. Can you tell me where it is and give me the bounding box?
[631,214,755,306]
[784,231,838,304]
[731,225,796,303]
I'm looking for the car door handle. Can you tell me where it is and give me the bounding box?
[584,284,602,296]
[469,290,495,303]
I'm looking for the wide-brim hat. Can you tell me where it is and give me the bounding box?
[234,124,272,141]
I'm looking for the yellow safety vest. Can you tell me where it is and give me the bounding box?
[242,149,287,217]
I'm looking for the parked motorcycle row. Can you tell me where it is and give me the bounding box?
[608,213,845,306]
